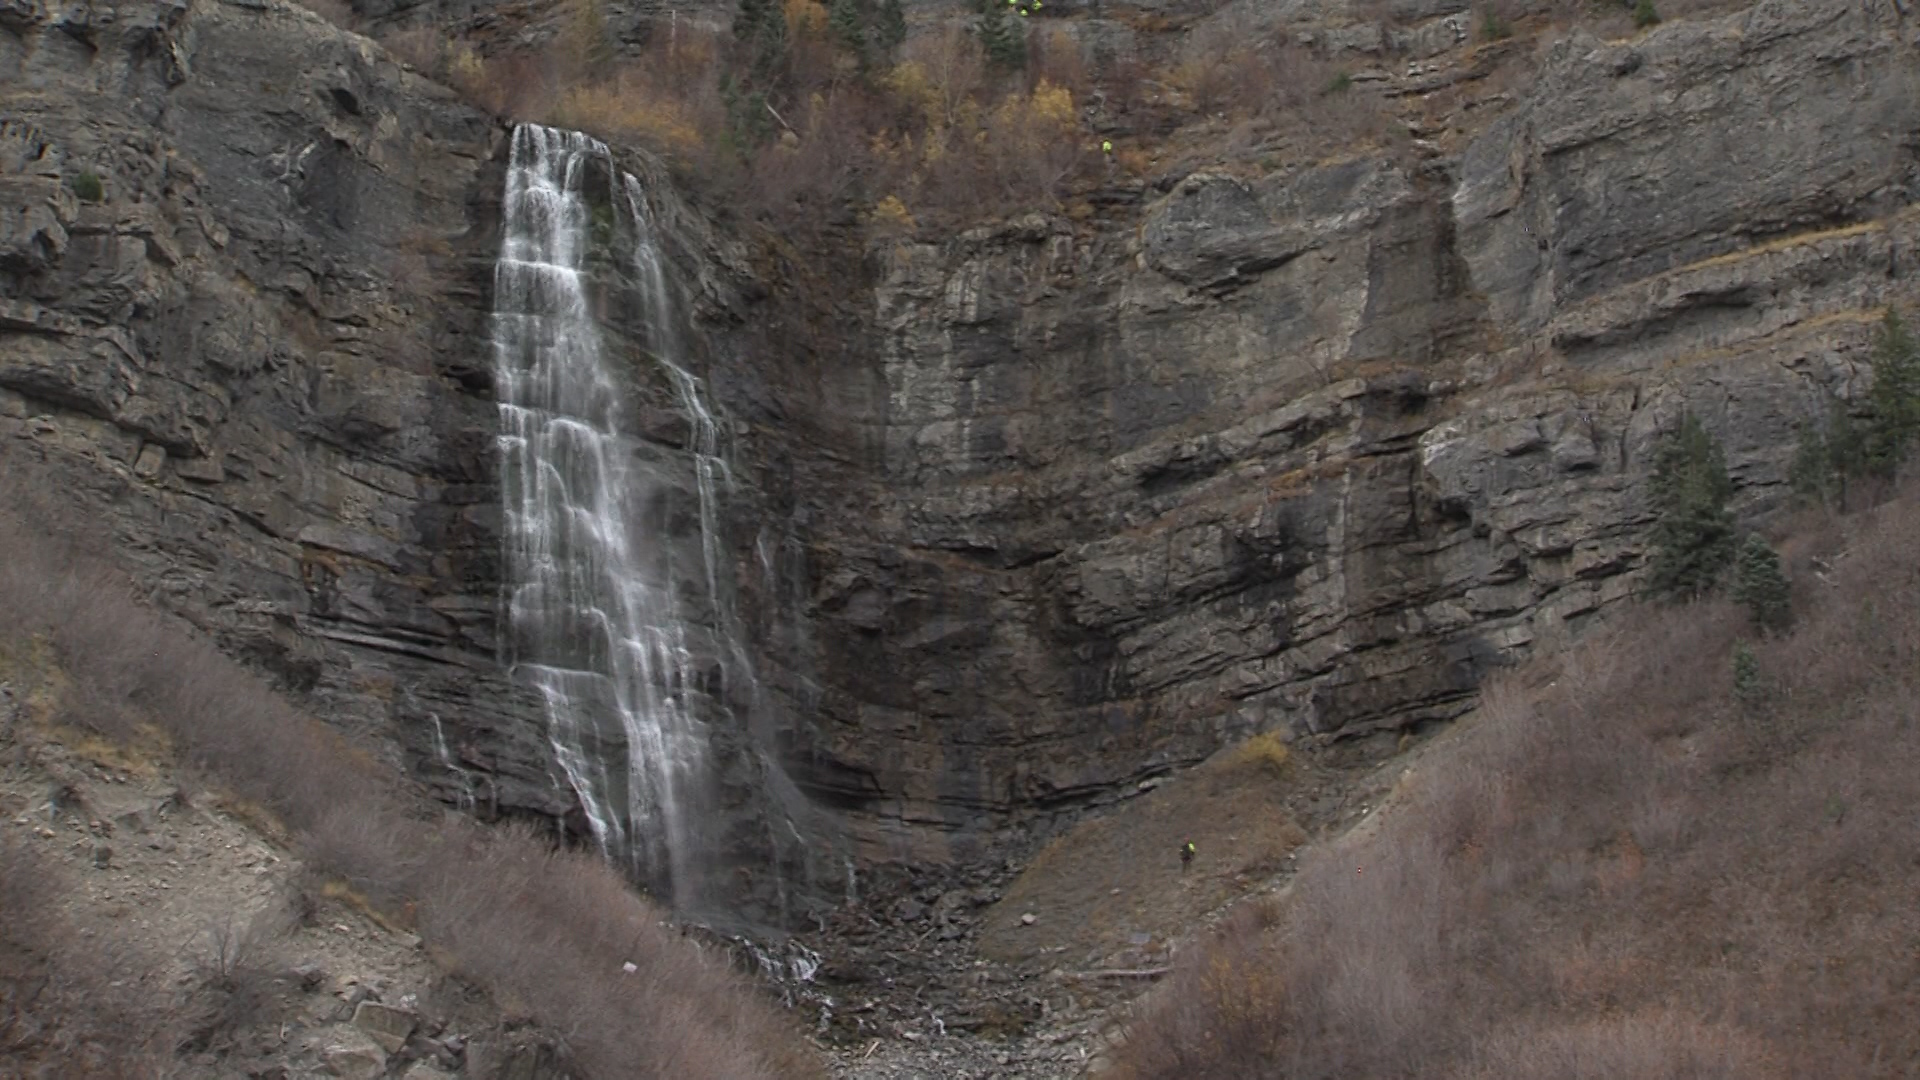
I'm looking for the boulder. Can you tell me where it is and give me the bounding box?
[319,1029,387,1079]
[351,1000,417,1054]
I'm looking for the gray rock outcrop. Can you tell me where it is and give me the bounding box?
[1,0,563,821]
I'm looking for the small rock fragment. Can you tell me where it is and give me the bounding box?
[91,843,112,868]
[292,962,327,991]
[1020,913,1037,926]
[133,444,167,479]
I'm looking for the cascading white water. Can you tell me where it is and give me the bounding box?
[492,124,745,909]
[429,713,478,813]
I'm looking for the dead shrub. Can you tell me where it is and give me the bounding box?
[1167,23,1275,119]
[1468,1011,1772,1079]
[416,824,824,1079]
[1104,481,1920,1080]
[1028,26,1090,100]
[0,468,825,1079]
[448,48,558,122]
[741,88,873,230]
[199,910,271,988]
[0,836,174,1073]
[1106,903,1291,1080]
[181,908,292,1054]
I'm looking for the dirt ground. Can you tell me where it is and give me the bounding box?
[978,732,1413,973]
[816,729,1426,1080]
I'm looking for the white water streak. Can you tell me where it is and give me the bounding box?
[493,124,727,906]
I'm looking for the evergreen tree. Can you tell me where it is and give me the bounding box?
[829,0,867,61]
[733,0,790,86]
[977,0,1026,68]
[1731,641,1763,706]
[1732,533,1792,632]
[1633,0,1660,26]
[720,73,773,149]
[1864,308,1920,477]
[1792,309,1920,507]
[1647,413,1737,600]
[872,0,906,61]
[1788,399,1865,509]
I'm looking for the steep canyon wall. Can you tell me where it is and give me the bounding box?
[777,0,1920,862]
[3,0,1916,894]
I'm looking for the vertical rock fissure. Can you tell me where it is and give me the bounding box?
[492,123,754,912]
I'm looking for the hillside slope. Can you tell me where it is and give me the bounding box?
[1101,486,1920,1078]
[0,499,824,1079]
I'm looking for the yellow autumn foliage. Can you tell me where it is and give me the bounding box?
[783,0,828,38]
[869,194,916,232]
[548,84,705,153]
[885,61,940,126]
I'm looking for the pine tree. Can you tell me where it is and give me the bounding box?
[1792,309,1920,507]
[1789,399,1865,509]
[1732,533,1791,632]
[977,0,1026,69]
[828,0,867,61]
[1864,308,1920,477]
[1731,641,1763,706]
[733,0,790,86]
[720,74,773,149]
[872,0,906,61]
[1647,413,1737,600]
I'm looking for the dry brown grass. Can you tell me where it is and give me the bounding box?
[980,731,1309,968]
[0,475,824,1080]
[419,824,824,1079]
[1105,484,1920,1079]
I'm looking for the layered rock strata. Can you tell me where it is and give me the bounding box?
[4,0,1916,884]
[775,0,1920,860]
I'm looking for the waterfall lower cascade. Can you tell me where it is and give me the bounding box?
[492,124,759,912]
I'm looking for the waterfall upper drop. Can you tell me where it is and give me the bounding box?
[492,124,755,912]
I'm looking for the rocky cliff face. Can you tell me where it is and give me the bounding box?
[0,0,834,917]
[5,0,1917,893]
[774,0,1920,862]
[1,0,562,821]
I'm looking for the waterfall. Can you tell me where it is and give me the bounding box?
[491,124,748,911]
